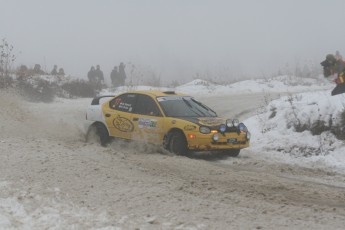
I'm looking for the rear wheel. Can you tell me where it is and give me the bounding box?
[169,131,188,155]
[86,123,111,147]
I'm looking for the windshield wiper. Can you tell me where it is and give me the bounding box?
[191,98,217,116]
[182,97,203,116]
[182,97,192,108]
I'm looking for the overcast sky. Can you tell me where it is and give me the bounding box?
[1,0,345,83]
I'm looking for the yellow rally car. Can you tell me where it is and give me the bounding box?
[85,91,250,156]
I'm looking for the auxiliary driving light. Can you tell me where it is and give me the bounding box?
[238,123,248,132]
[226,119,233,127]
[233,119,240,127]
[219,124,227,133]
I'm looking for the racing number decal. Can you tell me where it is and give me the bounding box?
[111,98,122,109]
[113,116,134,132]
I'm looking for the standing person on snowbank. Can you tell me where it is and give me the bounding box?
[118,62,126,86]
[87,66,96,83]
[95,65,104,84]
[51,65,58,75]
[110,66,119,87]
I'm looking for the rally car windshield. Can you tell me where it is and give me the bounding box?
[157,96,217,117]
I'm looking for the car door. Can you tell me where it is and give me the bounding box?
[131,94,164,143]
[103,93,137,140]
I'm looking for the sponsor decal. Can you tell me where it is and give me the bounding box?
[198,118,225,126]
[184,125,197,131]
[117,102,132,112]
[113,116,134,132]
[138,118,157,129]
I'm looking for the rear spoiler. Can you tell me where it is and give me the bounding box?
[91,95,116,105]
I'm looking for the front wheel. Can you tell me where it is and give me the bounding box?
[169,132,188,155]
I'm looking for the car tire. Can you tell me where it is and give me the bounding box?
[169,131,188,156]
[86,123,111,147]
[226,149,240,157]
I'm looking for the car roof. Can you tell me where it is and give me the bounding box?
[126,90,187,97]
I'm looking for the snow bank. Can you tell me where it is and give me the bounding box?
[245,90,345,171]
[101,75,334,97]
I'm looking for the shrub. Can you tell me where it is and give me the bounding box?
[310,119,328,135]
[0,75,13,88]
[61,79,95,98]
[17,78,56,103]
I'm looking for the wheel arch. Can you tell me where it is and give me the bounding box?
[163,128,187,149]
[88,121,109,133]
[86,121,111,146]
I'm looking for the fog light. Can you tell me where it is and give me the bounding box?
[213,133,219,141]
[219,124,226,133]
[246,131,251,140]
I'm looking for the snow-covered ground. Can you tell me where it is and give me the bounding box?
[1,75,345,229]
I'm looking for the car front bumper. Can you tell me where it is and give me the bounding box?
[186,132,250,151]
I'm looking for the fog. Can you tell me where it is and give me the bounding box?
[1,0,345,83]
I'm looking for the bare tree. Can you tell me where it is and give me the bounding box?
[0,38,16,78]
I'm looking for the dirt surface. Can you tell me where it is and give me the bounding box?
[1,91,345,229]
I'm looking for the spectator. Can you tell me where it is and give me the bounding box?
[51,65,58,75]
[118,62,126,86]
[33,64,45,75]
[335,50,343,61]
[58,68,65,76]
[110,66,119,87]
[17,65,28,79]
[87,66,96,83]
[94,65,104,83]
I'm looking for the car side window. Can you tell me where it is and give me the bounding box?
[109,94,136,113]
[134,95,162,117]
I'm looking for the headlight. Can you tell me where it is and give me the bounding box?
[219,124,227,133]
[212,133,219,141]
[226,119,234,127]
[233,119,240,127]
[199,126,211,134]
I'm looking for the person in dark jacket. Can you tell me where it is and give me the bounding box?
[51,65,58,75]
[57,68,65,76]
[110,66,119,87]
[88,66,96,83]
[33,64,45,75]
[118,62,126,86]
[95,65,104,83]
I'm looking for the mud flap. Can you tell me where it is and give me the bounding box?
[331,84,345,96]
